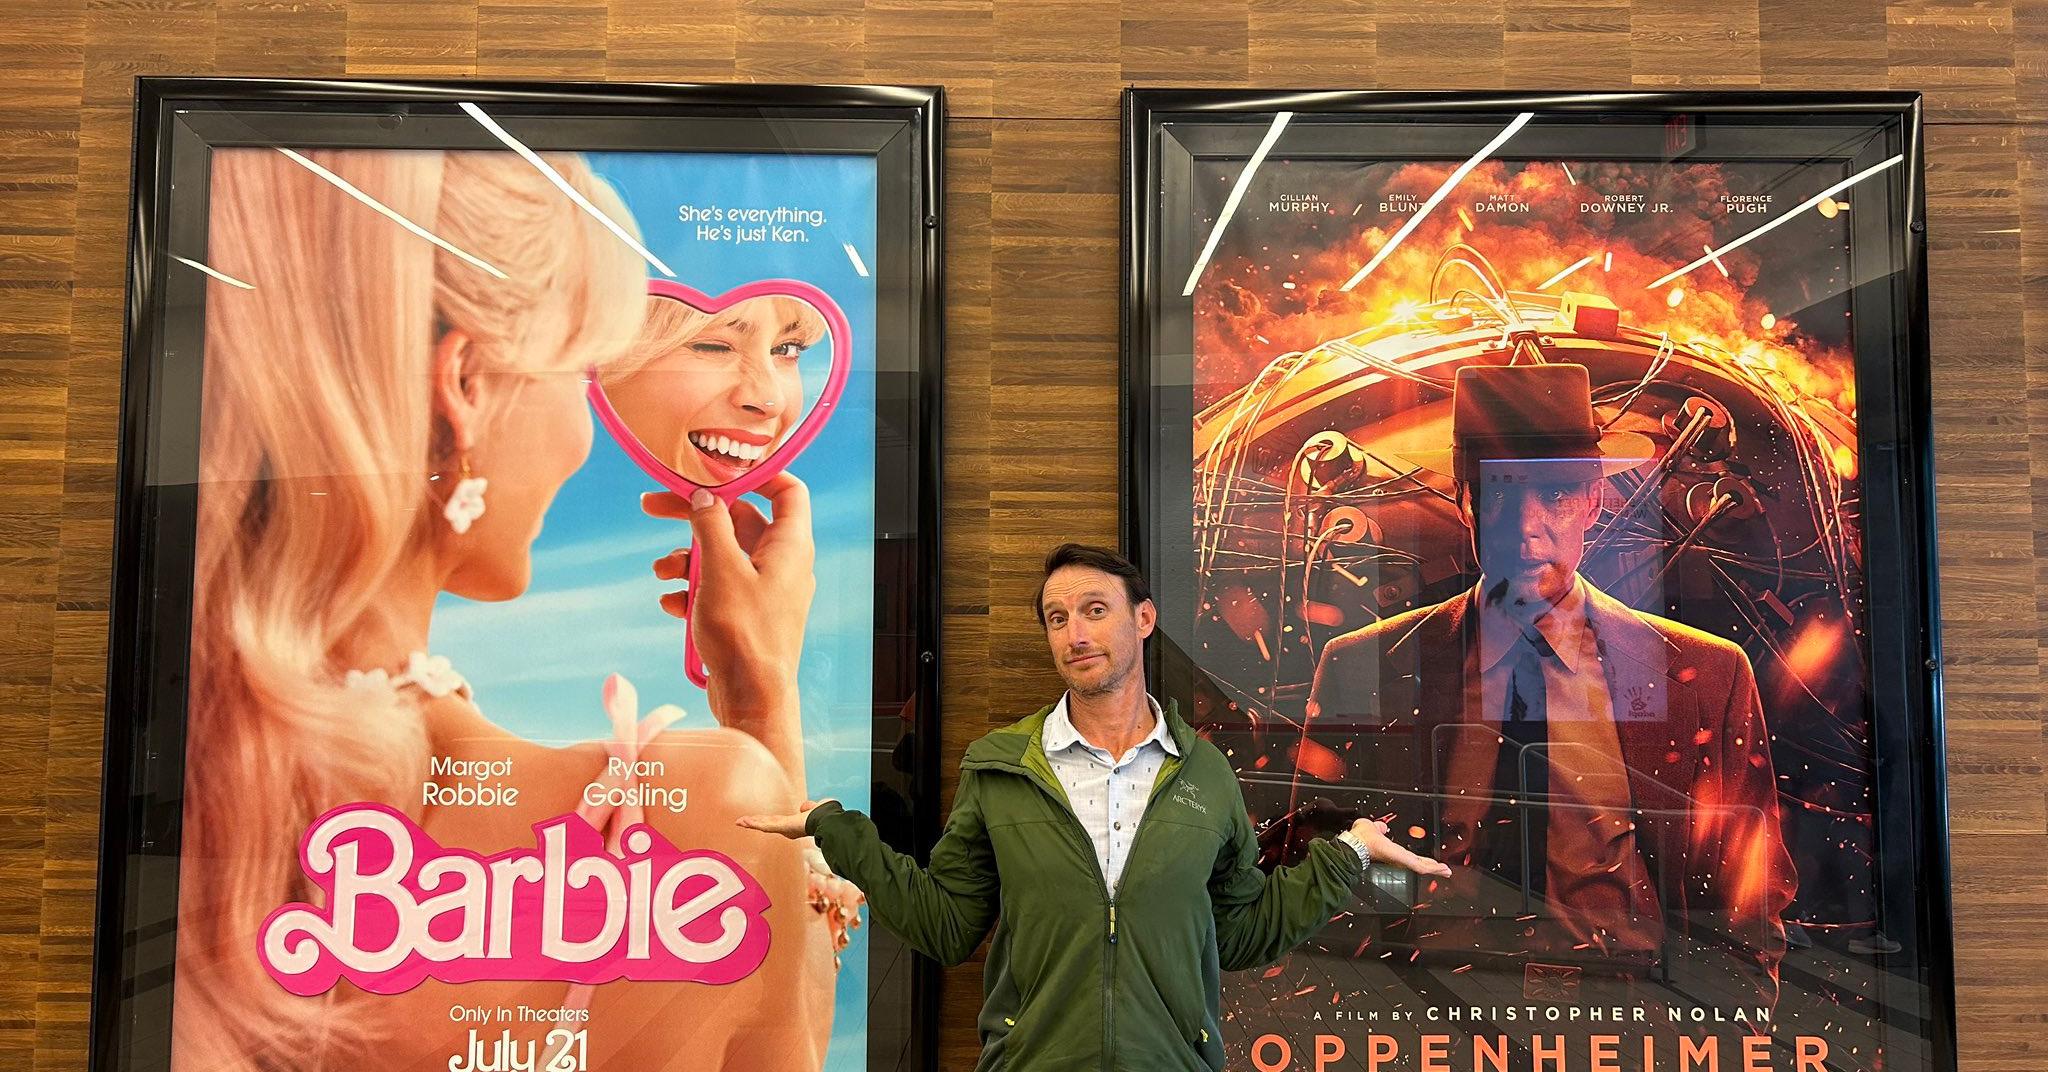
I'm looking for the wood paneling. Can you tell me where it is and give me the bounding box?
[0,2,2041,1069]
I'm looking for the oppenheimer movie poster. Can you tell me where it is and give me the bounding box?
[1165,132,1918,1072]
[174,145,879,1071]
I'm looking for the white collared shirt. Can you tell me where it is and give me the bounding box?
[1042,692,1180,892]
[1476,573,1599,691]
[1473,575,1630,788]
[1471,574,1663,950]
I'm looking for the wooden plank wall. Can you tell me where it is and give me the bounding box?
[0,2,2041,1069]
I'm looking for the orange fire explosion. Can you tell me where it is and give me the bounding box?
[1194,160,1858,420]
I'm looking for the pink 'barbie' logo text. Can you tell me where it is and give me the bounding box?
[258,803,772,995]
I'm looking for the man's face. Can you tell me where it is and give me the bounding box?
[1040,566,1156,697]
[1461,472,1601,611]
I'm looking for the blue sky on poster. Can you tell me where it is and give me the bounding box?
[428,149,879,1071]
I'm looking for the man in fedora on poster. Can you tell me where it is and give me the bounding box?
[1310,363,1798,1009]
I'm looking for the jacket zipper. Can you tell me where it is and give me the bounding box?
[1011,744,1190,1071]
[1006,762,1118,1070]
[1104,900,1115,1072]
[1104,758,1189,1068]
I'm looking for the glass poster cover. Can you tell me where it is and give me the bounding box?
[94,79,942,1072]
[1124,91,1951,1072]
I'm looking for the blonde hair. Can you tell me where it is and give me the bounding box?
[615,292,829,379]
[176,148,645,1070]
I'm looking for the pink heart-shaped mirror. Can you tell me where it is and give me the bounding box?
[591,278,852,499]
[588,278,852,687]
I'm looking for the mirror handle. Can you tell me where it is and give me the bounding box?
[682,543,709,688]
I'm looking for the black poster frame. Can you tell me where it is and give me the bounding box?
[95,77,945,1072]
[1122,89,1950,1072]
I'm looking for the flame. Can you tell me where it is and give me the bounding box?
[1731,813,1775,912]
[1216,585,1268,642]
[1292,738,1347,782]
[1193,160,1857,417]
[1783,614,1849,685]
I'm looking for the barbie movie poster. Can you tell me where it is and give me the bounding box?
[1135,104,1943,1072]
[172,144,882,1071]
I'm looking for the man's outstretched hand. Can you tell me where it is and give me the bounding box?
[1350,818,1453,878]
[742,802,1450,878]
[738,799,835,839]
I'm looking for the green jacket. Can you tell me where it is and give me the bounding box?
[806,702,1365,1071]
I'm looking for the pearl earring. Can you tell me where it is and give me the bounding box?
[442,454,488,534]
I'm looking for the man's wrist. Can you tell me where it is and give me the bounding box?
[803,799,846,837]
[1335,829,1372,872]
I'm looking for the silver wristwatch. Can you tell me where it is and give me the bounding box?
[1334,829,1372,872]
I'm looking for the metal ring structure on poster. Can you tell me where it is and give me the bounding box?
[1122,89,1949,1072]
[98,78,944,1072]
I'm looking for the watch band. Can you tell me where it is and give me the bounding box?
[1335,829,1372,872]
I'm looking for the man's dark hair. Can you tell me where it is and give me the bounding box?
[1034,543,1153,627]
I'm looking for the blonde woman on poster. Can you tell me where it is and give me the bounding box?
[176,147,836,1072]
[605,292,869,951]
[605,293,831,789]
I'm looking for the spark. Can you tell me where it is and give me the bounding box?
[1340,112,1535,292]
[460,102,675,278]
[170,254,253,290]
[1647,154,1905,289]
[1536,254,1596,291]
[278,148,507,280]
[1182,111,1293,296]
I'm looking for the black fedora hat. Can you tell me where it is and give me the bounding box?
[1389,363,1653,482]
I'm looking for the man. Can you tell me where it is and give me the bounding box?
[740,543,1450,1070]
[1310,363,1798,1007]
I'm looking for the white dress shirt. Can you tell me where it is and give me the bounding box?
[1472,576,1639,813]
[1044,693,1373,891]
[1042,693,1179,892]
[1469,575,1663,953]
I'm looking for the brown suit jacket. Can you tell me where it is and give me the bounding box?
[1309,578,1798,1005]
